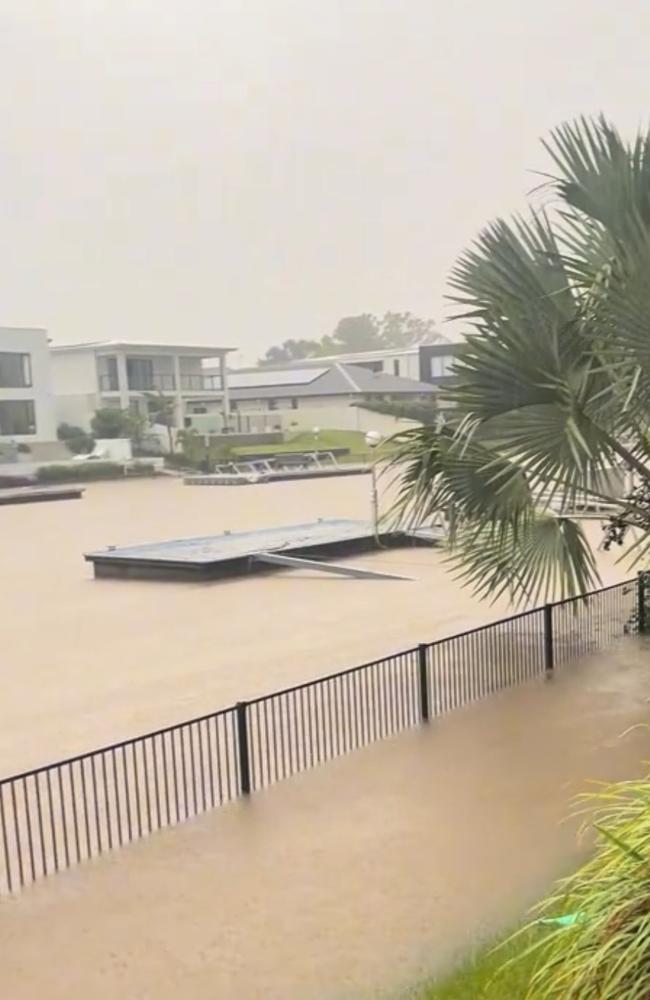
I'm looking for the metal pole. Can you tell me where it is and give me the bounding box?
[544,604,554,673]
[418,644,430,723]
[235,701,251,795]
[370,462,379,539]
[220,353,231,429]
[638,573,646,635]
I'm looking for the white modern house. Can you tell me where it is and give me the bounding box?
[0,327,57,445]
[50,341,234,437]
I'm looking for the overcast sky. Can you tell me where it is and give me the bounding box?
[1,1,648,362]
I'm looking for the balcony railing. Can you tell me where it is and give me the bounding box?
[99,373,176,392]
[179,374,223,392]
[99,372,223,393]
[128,373,176,392]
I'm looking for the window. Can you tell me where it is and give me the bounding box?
[291,398,298,410]
[268,399,278,411]
[98,356,119,391]
[127,357,154,390]
[0,353,32,388]
[0,400,36,435]
[393,359,401,376]
[429,355,453,378]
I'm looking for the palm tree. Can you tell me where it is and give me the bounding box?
[390,115,650,605]
[145,392,176,454]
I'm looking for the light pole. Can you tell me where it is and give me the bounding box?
[365,430,382,538]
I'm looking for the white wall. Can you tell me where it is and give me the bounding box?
[50,350,98,395]
[0,327,58,442]
[50,353,100,429]
[94,438,133,461]
[278,402,419,435]
[55,393,100,431]
[371,352,420,379]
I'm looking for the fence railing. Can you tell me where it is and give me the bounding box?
[0,577,641,895]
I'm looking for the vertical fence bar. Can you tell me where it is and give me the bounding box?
[235,701,252,796]
[418,644,430,723]
[544,604,554,673]
[639,573,646,635]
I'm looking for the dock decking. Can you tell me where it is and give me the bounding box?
[184,465,369,486]
[84,518,440,581]
[0,486,85,506]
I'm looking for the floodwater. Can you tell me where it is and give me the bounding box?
[0,476,633,776]
[1,477,649,999]
[0,642,649,1000]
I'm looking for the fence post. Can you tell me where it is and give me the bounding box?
[235,701,252,795]
[418,644,430,723]
[544,604,554,674]
[638,573,646,635]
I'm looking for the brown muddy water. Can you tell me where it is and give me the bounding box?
[0,476,632,776]
[0,642,649,1000]
[1,477,649,998]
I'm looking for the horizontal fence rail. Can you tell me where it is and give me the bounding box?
[0,576,642,895]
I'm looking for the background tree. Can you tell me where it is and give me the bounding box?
[90,407,133,439]
[259,311,440,365]
[329,314,383,352]
[145,393,177,453]
[379,312,439,348]
[390,115,650,605]
[261,338,324,365]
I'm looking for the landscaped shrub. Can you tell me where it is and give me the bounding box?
[36,462,156,483]
[57,422,95,455]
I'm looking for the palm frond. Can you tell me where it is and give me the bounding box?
[391,113,650,605]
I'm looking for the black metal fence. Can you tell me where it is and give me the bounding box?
[0,577,641,895]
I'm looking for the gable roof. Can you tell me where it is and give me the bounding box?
[227,362,436,400]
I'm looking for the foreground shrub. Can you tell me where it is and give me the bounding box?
[518,777,650,999]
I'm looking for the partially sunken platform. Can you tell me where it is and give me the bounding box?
[85,518,439,582]
[0,486,84,506]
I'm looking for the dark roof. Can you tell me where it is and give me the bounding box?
[228,362,436,401]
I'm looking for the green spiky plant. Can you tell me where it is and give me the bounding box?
[390,115,650,605]
[508,776,650,999]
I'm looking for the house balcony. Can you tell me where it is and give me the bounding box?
[99,372,225,394]
[179,374,223,392]
[99,373,177,392]
[128,373,176,392]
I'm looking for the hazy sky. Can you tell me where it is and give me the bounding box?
[1,1,648,362]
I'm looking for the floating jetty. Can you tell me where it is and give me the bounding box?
[184,452,370,486]
[0,485,85,506]
[184,465,369,486]
[85,518,443,582]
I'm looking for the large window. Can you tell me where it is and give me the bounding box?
[127,357,155,391]
[0,400,36,435]
[97,355,119,391]
[0,353,32,388]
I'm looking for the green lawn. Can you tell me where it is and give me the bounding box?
[409,931,540,1000]
[233,429,370,459]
